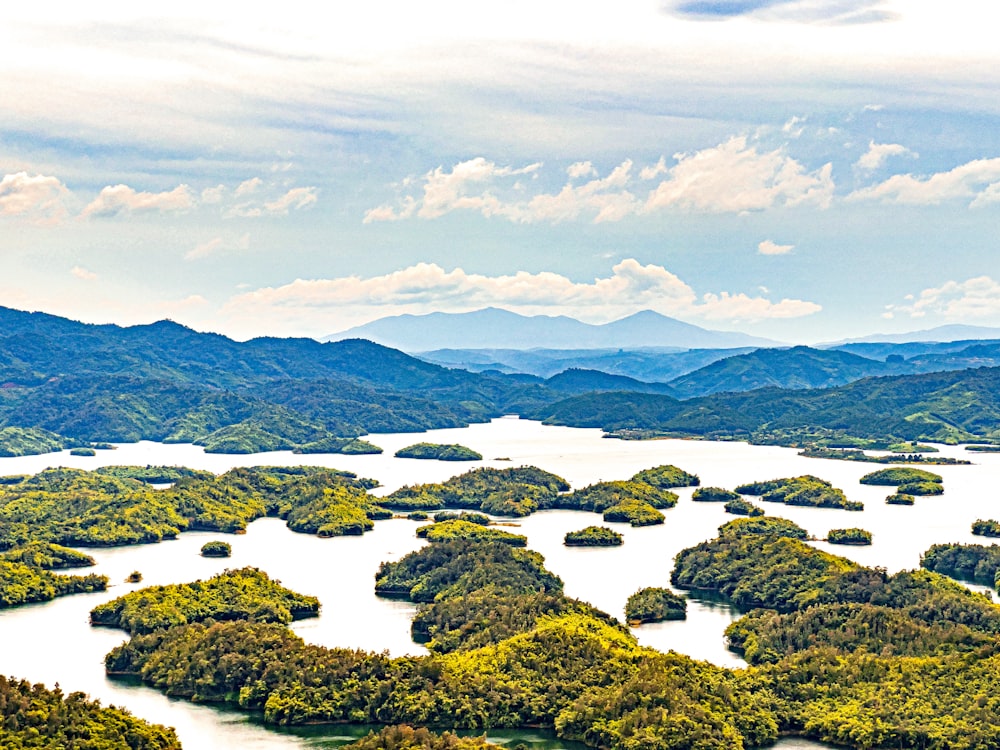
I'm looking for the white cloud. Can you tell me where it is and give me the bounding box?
[185,233,251,260]
[71,266,98,281]
[0,171,70,223]
[365,139,835,224]
[221,259,821,327]
[234,177,263,197]
[849,157,1000,206]
[885,276,1000,320]
[855,141,916,172]
[567,161,597,179]
[645,137,835,213]
[782,116,806,138]
[81,184,194,218]
[228,186,319,217]
[201,185,226,204]
[758,239,795,255]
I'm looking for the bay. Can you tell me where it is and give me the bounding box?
[3,416,993,750]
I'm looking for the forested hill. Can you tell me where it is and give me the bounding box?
[0,307,553,451]
[531,365,1000,445]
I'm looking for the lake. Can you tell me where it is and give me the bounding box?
[4,416,994,750]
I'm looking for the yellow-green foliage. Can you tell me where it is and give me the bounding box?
[0,560,106,608]
[735,475,862,511]
[602,498,665,526]
[384,467,569,516]
[416,519,527,546]
[860,467,943,486]
[90,566,319,635]
[0,675,179,749]
[344,726,501,750]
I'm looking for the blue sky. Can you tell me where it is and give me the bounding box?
[2,1,999,342]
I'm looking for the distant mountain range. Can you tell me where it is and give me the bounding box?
[324,308,780,351]
[830,324,1000,345]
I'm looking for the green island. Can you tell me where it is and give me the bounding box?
[344,726,500,750]
[601,498,665,526]
[91,567,319,635]
[859,467,943,488]
[0,427,80,457]
[69,446,97,456]
[200,540,232,557]
[735,475,862,511]
[395,443,483,461]
[564,525,624,546]
[294,436,383,455]
[826,528,873,545]
[724,497,764,516]
[0,675,179,749]
[433,511,490,525]
[0,466,391,556]
[624,586,686,623]
[383,466,569,516]
[966,444,1000,452]
[972,519,1000,538]
[922,543,1000,588]
[692,486,740,502]
[886,492,915,505]
[798,446,968,465]
[416,519,527,546]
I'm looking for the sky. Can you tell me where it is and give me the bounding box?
[2,0,1000,343]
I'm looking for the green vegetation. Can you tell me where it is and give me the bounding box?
[735,475,862,511]
[886,492,915,505]
[0,427,74,457]
[859,467,943,486]
[384,466,569,517]
[724,497,764,516]
[602,499,664,526]
[624,587,686,623]
[798,446,968,465]
[433,511,489,525]
[630,464,699,488]
[0,541,95,569]
[0,466,390,548]
[922,543,1000,587]
[692,486,740,502]
[718,516,808,539]
[294,437,383,454]
[973,519,1000,538]
[900,480,944,496]
[0,560,107,608]
[0,675,179,749]
[395,443,483,461]
[70,446,96,456]
[91,567,319,635]
[407,511,429,521]
[127,570,143,583]
[826,528,873,545]
[416,519,527,547]
[564,526,623,546]
[200,540,232,557]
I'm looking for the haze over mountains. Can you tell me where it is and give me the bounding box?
[324,308,779,351]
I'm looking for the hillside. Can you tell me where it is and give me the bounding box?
[532,366,1000,445]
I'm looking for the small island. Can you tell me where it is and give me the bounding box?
[826,528,873,546]
[603,499,665,526]
[724,497,765,516]
[886,492,915,505]
[200,540,232,557]
[692,487,741,503]
[860,467,943,487]
[972,519,1000,538]
[735,475,862,511]
[395,443,483,461]
[625,587,687,624]
[415,519,527,546]
[126,571,143,583]
[295,437,383,455]
[69,447,96,456]
[564,526,624,547]
[433,511,490,525]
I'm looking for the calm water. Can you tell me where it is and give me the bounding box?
[4,416,991,750]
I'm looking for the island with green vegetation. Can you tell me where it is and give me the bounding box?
[433,510,490,525]
[416,519,527,546]
[294,436,383,454]
[0,675,179,749]
[344,726,501,750]
[827,527,873,545]
[200,540,232,557]
[972,519,1000,538]
[384,466,569,516]
[602,498,665,526]
[395,443,483,461]
[0,426,79,457]
[798,445,968,465]
[860,467,944,491]
[91,567,319,635]
[69,446,96,456]
[724,497,764,516]
[922,543,1000,588]
[624,586,686,623]
[691,486,740,502]
[735,475,862,510]
[564,526,624,546]
[886,492,916,505]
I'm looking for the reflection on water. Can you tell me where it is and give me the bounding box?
[2,417,988,750]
